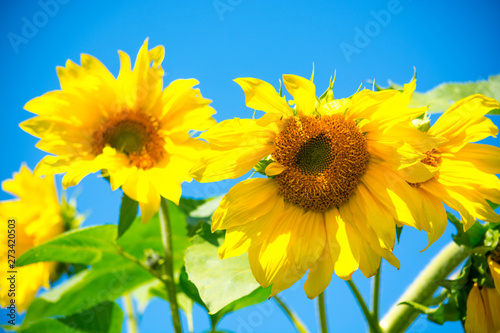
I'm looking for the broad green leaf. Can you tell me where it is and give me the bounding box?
[117,215,163,261]
[18,202,192,327]
[117,193,138,239]
[179,196,223,234]
[179,263,271,327]
[210,286,272,326]
[448,213,488,248]
[384,74,500,114]
[16,225,118,267]
[184,235,266,314]
[19,301,123,333]
[23,261,152,325]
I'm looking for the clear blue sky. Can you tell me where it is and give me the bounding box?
[1,1,500,332]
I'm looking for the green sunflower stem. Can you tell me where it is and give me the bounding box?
[380,241,469,333]
[274,295,310,333]
[372,265,381,323]
[159,198,183,333]
[346,279,382,333]
[317,292,329,333]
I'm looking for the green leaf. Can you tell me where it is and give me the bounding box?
[19,205,192,327]
[448,213,488,248]
[436,259,472,291]
[401,300,461,325]
[184,235,269,315]
[16,225,118,267]
[19,301,123,333]
[385,74,500,114]
[117,193,138,239]
[179,263,271,327]
[210,286,272,326]
[23,260,153,325]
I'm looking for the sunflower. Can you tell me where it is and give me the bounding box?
[0,166,65,312]
[21,39,216,223]
[465,283,500,333]
[191,74,438,298]
[399,95,500,241]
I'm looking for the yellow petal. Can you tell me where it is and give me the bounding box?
[346,198,400,269]
[199,117,276,149]
[438,159,500,209]
[270,261,305,296]
[485,287,500,331]
[465,284,490,333]
[361,161,423,231]
[354,184,395,250]
[371,80,423,121]
[265,162,286,176]
[325,207,360,280]
[160,79,216,133]
[429,94,499,152]
[303,242,334,299]
[358,242,381,278]
[346,88,399,120]
[121,169,161,224]
[56,54,115,93]
[212,178,279,231]
[291,210,326,272]
[451,143,500,175]
[282,74,317,115]
[488,258,500,300]
[234,77,293,116]
[190,144,275,183]
[248,201,295,288]
[317,98,351,116]
[422,179,481,230]
[417,187,447,251]
[218,197,283,259]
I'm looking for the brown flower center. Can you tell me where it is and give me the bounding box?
[92,111,165,169]
[272,114,370,211]
[408,148,442,188]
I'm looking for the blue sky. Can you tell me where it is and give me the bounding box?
[1,0,500,332]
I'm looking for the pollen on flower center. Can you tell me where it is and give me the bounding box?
[92,111,165,169]
[409,148,442,188]
[273,114,370,211]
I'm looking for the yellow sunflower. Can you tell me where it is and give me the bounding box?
[21,39,216,223]
[465,283,500,333]
[399,95,500,240]
[191,74,438,298]
[0,166,65,312]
